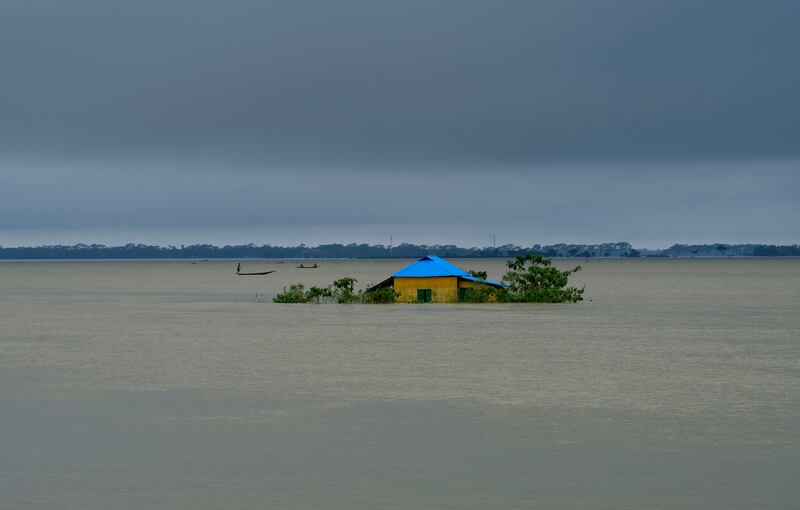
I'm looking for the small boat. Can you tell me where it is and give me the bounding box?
[296,263,319,269]
[236,263,275,276]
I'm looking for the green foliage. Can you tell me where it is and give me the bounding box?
[459,284,496,303]
[273,277,365,304]
[304,286,332,303]
[273,283,309,303]
[468,269,488,280]
[461,269,494,302]
[362,287,399,304]
[500,255,584,303]
[331,277,357,292]
[331,277,359,303]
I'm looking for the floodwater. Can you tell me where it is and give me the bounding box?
[1,258,798,509]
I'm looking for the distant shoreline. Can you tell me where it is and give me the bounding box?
[1,241,798,260]
[2,256,799,263]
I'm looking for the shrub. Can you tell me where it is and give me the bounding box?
[331,277,360,303]
[272,277,368,304]
[273,283,309,303]
[305,286,332,303]
[362,287,399,304]
[459,284,496,303]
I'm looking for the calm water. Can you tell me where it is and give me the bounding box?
[1,259,798,509]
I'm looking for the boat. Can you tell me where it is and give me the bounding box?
[296,263,319,269]
[236,263,275,276]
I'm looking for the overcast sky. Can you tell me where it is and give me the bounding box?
[1,0,798,248]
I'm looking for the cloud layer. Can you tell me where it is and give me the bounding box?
[1,1,798,246]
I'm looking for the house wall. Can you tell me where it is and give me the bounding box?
[393,276,459,303]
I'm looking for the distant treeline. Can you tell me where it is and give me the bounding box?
[1,242,798,259]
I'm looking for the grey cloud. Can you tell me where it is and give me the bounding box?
[1,1,798,247]
[2,160,797,247]
[1,0,799,165]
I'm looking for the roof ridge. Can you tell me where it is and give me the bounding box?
[391,255,468,277]
[428,255,468,276]
[388,255,506,286]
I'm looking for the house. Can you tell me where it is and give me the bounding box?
[369,255,506,303]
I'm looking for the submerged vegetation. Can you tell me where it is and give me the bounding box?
[272,283,310,303]
[459,255,584,303]
[458,284,497,303]
[499,255,584,303]
[362,287,400,304]
[273,277,398,304]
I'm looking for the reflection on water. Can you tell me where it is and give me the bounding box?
[1,259,799,509]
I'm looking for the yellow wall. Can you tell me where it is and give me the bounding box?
[392,277,501,303]
[394,277,459,303]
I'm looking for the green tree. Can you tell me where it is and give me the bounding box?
[305,286,332,303]
[331,277,360,303]
[499,255,584,303]
[468,269,488,280]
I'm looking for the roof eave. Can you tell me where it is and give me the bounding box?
[366,277,394,292]
[459,275,507,288]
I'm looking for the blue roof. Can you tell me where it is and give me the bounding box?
[392,255,469,277]
[460,274,506,287]
[392,255,506,287]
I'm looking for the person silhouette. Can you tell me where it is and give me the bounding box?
[236,263,241,274]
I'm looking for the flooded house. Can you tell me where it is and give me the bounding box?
[369,255,506,303]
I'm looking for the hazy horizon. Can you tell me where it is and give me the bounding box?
[1,238,797,253]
